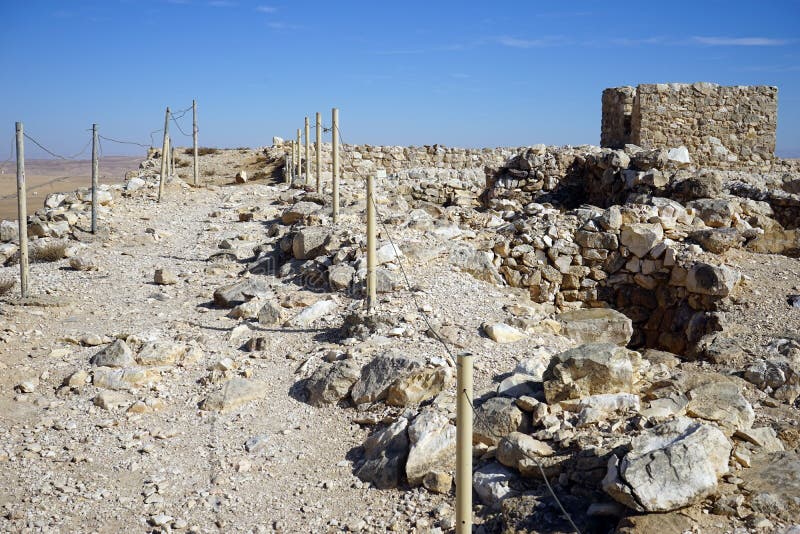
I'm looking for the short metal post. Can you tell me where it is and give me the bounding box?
[366,174,377,309]
[91,123,98,234]
[331,107,339,223]
[15,122,29,298]
[304,116,310,186]
[456,353,474,534]
[315,111,321,193]
[158,107,170,202]
[192,99,199,186]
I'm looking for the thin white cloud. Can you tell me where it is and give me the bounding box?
[693,36,794,46]
[610,36,668,46]
[208,0,236,7]
[267,21,304,30]
[496,36,566,48]
[256,5,277,13]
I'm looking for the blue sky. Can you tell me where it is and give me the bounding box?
[1,0,799,158]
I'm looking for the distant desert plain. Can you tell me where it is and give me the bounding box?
[0,156,142,221]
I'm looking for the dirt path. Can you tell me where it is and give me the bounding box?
[0,177,462,532]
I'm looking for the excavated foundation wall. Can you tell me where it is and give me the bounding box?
[273,136,794,355]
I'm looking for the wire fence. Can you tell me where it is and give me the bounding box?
[330,122,580,533]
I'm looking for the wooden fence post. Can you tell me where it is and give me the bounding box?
[15,122,29,298]
[304,116,310,187]
[366,174,376,309]
[456,353,474,534]
[158,107,170,202]
[91,124,98,234]
[315,111,321,193]
[192,99,199,186]
[331,107,339,222]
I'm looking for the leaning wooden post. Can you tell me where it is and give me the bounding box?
[366,174,377,309]
[315,111,322,193]
[331,107,340,223]
[295,128,301,179]
[91,123,98,234]
[158,107,170,202]
[15,122,29,298]
[304,116,310,186]
[456,352,474,534]
[192,99,199,186]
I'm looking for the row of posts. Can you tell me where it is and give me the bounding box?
[158,100,199,202]
[15,105,473,532]
[286,108,473,533]
[12,100,199,299]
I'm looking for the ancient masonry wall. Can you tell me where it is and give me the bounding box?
[602,83,778,169]
[600,87,635,149]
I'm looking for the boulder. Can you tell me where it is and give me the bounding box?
[689,228,745,254]
[557,308,633,346]
[304,360,361,406]
[620,223,663,258]
[257,301,282,325]
[284,299,337,327]
[200,378,269,411]
[473,463,519,509]
[69,256,97,271]
[93,366,160,391]
[496,432,557,478]
[90,340,135,368]
[281,201,321,224]
[235,171,248,183]
[355,418,409,489]
[483,322,526,344]
[136,341,187,366]
[685,263,740,297]
[328,264,355,291]
[292,226,332,260]
[602,417,731,512]
[666,146,691,167]
[405,409,456,486]
[350,352,423,405]
[213,277,270,308]
[543,343,642,403]
[386,367,449,406]
[154,268,178,285]
[687,198,738,228]
[473,396,527,446]
[449,245,504,285]
[0,220,17,242]
[670,170,722,201]
[513,348,555,382]
[574,230,619,250]
[685,381,754,434]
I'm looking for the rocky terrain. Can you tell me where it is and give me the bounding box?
[0,142,799,534]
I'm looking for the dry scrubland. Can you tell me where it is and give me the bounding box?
[0,133,799,534]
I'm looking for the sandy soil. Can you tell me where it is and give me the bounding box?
[0,157,141,220]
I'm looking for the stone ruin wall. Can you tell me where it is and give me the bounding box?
[602,83,778,169]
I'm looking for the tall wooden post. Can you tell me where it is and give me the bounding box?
[15,122,29,298]
[91,124,98,234]
[166,135,172,177]
[158,107,170,202]
[366,174,376,309]
[315,111,321,193]
[295,128,301,179]
[331,107,339,223]
[304,116,310,186]
[456,353,474,534]
[192,99,199,186]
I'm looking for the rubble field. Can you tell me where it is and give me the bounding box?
[0,142,799,534]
